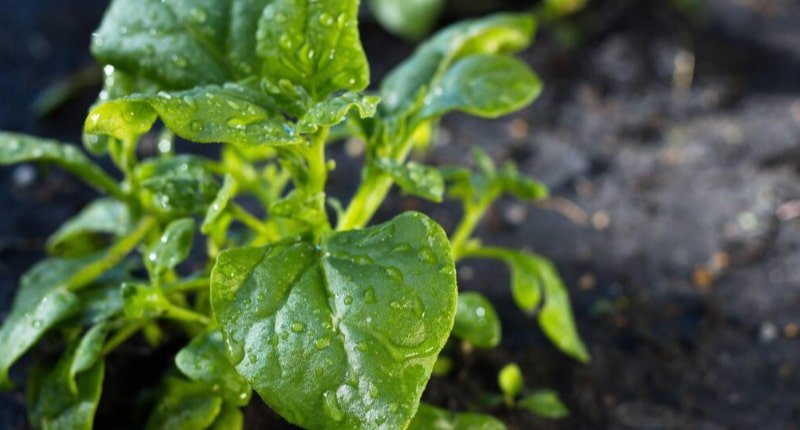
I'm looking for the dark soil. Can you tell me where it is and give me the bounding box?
[3,0,800,429]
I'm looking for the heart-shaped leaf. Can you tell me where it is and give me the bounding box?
[211,212,457,429]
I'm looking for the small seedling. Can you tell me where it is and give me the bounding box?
[0,1,587,429]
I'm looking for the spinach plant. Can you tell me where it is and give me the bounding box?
[0,1,588,429]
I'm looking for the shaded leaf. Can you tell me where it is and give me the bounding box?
[517,389,569,419]
[134,155,220,218]
[0,258,95,389]
[269,190,328,228]
[145,218,196,277]
[28,333,105,430]
[375,159,444,203]
[69,323,110,393]
[452,292,501,348]
[211,212,457,429]
[408,403,506,430]
[175,330,252,406]
[418,55,542,120]
[145,377,223,430]
[47,199,131,257]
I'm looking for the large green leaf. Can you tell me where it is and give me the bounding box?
[47,199,132,257]
[85,82,302,146]
[367,0,446,40]
[145,377,223,430]
[145,218,196,277]
[211,212,457,429]
[257,0,369,100]
[92,0,269,89]
[452,292,501,348]
[175,330,252,406]
[408,404,506,430]
[0,133,123,200]
[380,13,535,119]
[418,55,542,120]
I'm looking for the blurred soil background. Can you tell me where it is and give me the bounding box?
[2,0,800,429]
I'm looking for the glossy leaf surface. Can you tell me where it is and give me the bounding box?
[134,156,220,218]
[145,218,196,277]
[376,159,444,203]
[175,330,252,406]
[418,55,542,120]
[211,212,457,429]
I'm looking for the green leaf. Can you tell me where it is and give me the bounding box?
[517,389,569,419]
[202,175,238,234]
[145,377,223,430]
[0,133,123,200]
[0,258,92,389]
[375,159,444,203]
[269,190,329,228]
[28,350,105,430]
[72,283,126,326]
[380,13,535,118]
[466,248,589,363]
[175,330,252,406]
[145,218,196,277]
[297,92,380,134]
[408,404,506,430]
[532,258,590,363]
[367,0,446,40]
[83,66,160,155]
[208,402,244,430]
[544,0,588,16]
[257,0,369,100]
[418,55,542,120]
[69,324,110,393]
[85,82,302,146]
[92,0,268,90]
[497,163,548,201]
[498,363,523,401]
[452,292,501,348]
[134,156,220,218]
[47,199,132,257]
[211,212,457,429]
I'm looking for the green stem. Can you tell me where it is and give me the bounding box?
[66,216,158,292]
[101,321,144,356]
[163,276,210,293]
[304,127,330,195]
[230,204,279,240]
[450,191,499,261]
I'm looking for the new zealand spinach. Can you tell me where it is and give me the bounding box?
[0,1,588,429]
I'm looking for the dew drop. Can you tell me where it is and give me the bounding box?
[227,339,245,365]
[189,121,204,133]
[314,337,331,350]
[343,295,353,305]
[318,13,334,26]
[323,390,343,422]
[418,247,437,264]
[291,322,306,333]
[385,266,403,281]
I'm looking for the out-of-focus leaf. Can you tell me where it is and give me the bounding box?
[134,155,220,218]
[47,199,131,257]
[375,158,444,203]
[452,292,501,348]
[498,363,523,401]
[408,403,506,430]
[367,0,446,40]
[145,218,196,277]
[144,377,223,430]
[175,330,252,406]
[202,175,238,234]
[518,389,569,419]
